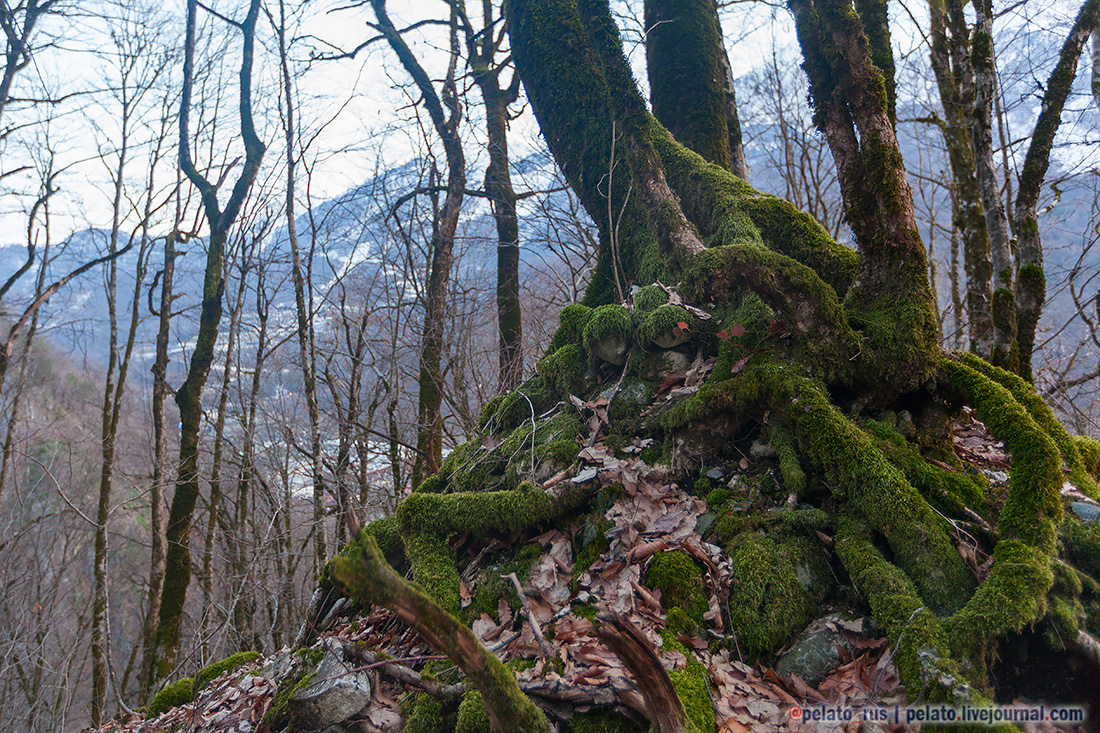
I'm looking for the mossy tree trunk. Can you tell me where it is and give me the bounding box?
[367,0,467,488]
[1014,0,1100,381]
[644,0,734,172]
[787,0,940,391]
[140,226,177,698]
[927,0,995,360]
[969,0,1017,371]
[152,0,265,683]
[464,0,525,392]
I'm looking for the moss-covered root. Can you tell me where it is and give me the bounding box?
[768,424,806,496]
[941,357,1063,553]
[834,520,969,701]
[681,245,858,383]
[958,352,1100,499]
[397,482,595,613]
[331,535,549,733]
[651,130,859,297]
[939,356,1063,665]
[727,364,976,613]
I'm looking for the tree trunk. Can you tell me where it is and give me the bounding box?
[645,0,734,171]
[152,0,264,681]
[927,0,995,359]
[367,0,467,488]
[970,0,1017,370]
[1014,0,1100,380]
[140,226,177,698]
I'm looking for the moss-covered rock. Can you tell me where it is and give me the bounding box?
[644,550,709,623]
[550,304,594,352]
[195,650,260,691]
[633,284,669,313]
[583,304,633,365]
[639,304,694,349]
[148,677,195,716]
[539,343,588,396]
[726,532,816,661]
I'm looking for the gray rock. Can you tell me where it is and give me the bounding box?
[774,615,859,687]
[750,440,777,459]
[1072,501,1100,523]
[658,350,690,374]
[591,335,627,365]
[981,468,1009,484]
[706,467,725,481]
[896,410,916,438]
[653,330,690,349]
[289,640,372,731]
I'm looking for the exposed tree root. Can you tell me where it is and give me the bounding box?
[330,534,549,733]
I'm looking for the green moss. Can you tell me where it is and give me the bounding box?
[539,343,587,396]
[769,424,805,496]
[550,304,594,351]
[680,245,857,383]
[651,131,857,299]
[659,629,716,733]
[834,520,963,699]
[395,481,580,613]
[942,356,1062,553]
[402,691,448,733]
[263,667,319,729]
[573,603,599,621]
[726,532,816,661]
[463,543,544,624]
[583,304,633,359]
[863,419,987,515]
[944,540,1053,667]
[566,709,644,733]
[1075,435,1100,477]
[666,606,700,637]
[1062,515,1100,580]
[959,353,1098,499]
[644,551,709,623]
[478,395,507,431]
[148,677,194,716]
[456,690,491,733]
[705,488,729,510]
[633,284,669,313]
[297,647,324,667]
[487,376,557,432]
[364,516,406,570]
[639,304,693,346]
[195,650,259,690]
[671,361,974,613]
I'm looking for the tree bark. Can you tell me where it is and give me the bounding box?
[970,0,1017,370]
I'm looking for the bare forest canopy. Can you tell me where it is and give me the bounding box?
[1,0,1100,732]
